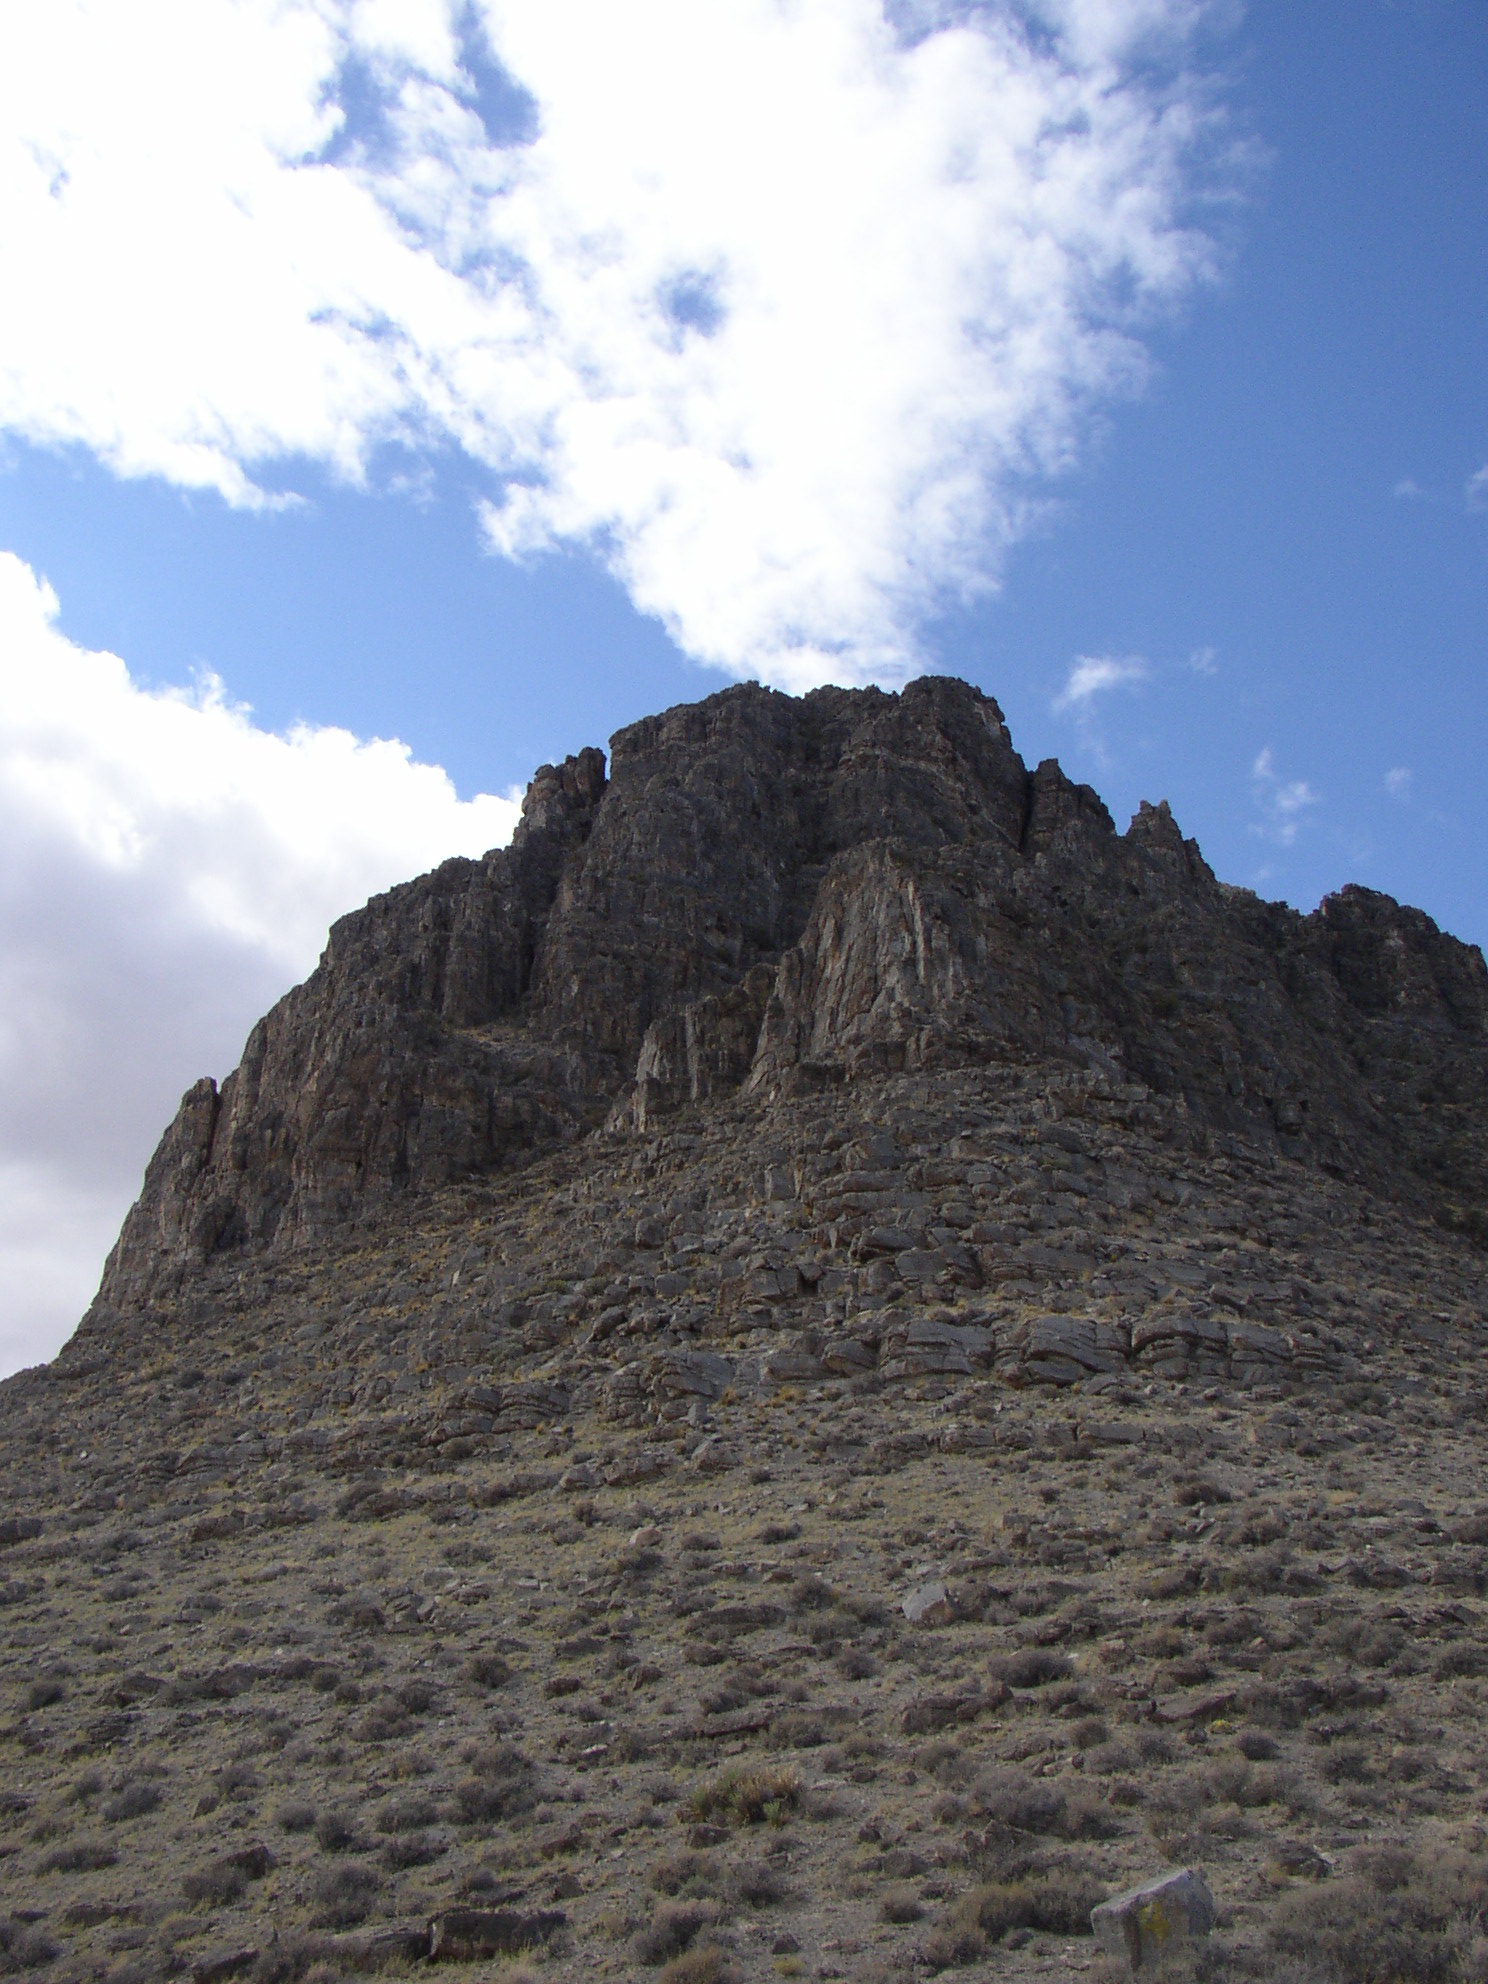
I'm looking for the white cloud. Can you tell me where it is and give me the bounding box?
[1186,644,1218,674]
[0,553,521,1375]
[1052,651,1151,712]
[1050,650,1149,770]
[1384,765,1412,800]
[1393,477,1425,501]
[1250,745,1318,846]
[1467,466,1488,512]
[0,0,1233,687]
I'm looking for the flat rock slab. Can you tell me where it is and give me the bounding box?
[901,1682,1005,1733]
[191,1950,257,1984]
[696,1704,775,1738]
[1155,1687,1237,1724]
[1091,1866,1216,1972]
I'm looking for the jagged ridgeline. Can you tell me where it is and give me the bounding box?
[93,676,1487,1325]
[13,676,1488,1984]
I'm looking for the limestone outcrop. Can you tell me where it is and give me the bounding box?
[90,677,1488,1322]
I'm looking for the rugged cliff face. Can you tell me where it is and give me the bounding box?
[91,676,1488,1321]
[11,678,1488,1984]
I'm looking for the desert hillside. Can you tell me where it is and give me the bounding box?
[3,678,1487,1984]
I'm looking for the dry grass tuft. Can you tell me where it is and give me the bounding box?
[657,1947,739,1984]
[993,1648,1071,1689]
[879,1885,924,1924]
[634,1898,720,1965]
[688,1765,801,1828]
[453,1742,536,1824]
[1270,1843,1488,1983]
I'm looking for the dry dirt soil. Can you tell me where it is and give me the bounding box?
[2,1063,1488,1984]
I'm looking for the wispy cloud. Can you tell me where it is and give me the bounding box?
[1052,653,1152,714]
[1467,466,1488,512]
[0,552,521,1374]
[1051,651,1151,770]
[1187,644,1218,675]
[0,0,1237,688]
[1250,746,1319,846]
[1384,765,1413,800]
[1393,477,1425,501]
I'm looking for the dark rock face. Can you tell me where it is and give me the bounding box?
[91,677,1488,1319]
[100,747,609,1299]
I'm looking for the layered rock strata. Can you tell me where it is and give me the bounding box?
[92,677,1487,1327]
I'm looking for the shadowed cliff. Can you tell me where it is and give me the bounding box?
[88,676,1488,1327]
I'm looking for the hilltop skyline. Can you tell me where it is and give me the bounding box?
[0,0,1484,1369]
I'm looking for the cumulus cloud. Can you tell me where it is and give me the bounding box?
[1250,745,1318,846]
[0,554,520,1374]
[1384,765,1412,800]
[0,0,1234,1365]
[0,0,1233,686]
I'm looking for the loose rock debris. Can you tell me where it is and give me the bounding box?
[4,1060,1488,1983]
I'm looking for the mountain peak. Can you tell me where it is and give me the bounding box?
[87,675,1487,1331]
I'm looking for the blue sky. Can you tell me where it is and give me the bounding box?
[0,0,1483,1367]
[4,0,1484,932]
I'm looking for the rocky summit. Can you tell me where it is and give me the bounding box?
[3,675,1488,1984]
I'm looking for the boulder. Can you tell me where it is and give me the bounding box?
[761,1349,826,1385]
[1090,1867,1216,1972]
[901,1579,955,1626]
[995,1313,1128,1385]
[653,1350,733,1401]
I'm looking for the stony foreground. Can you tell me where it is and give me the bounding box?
[3,1062,1488,1983]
